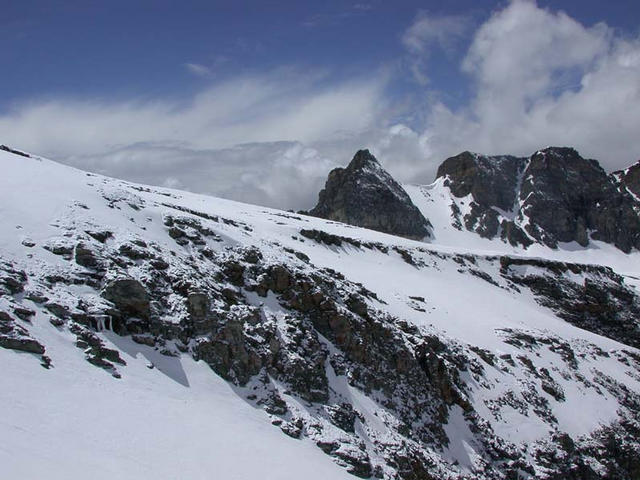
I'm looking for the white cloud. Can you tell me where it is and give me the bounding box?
[402,12,469,54]
[63,141,338,210]
[462,0,609,107]
[1,69,385,158]
[0,69,386,209]
[402,11,469,84]
[402,0,640,181]
[185,63,213,77]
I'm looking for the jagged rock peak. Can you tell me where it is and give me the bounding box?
[309,149,431,240]
[529,146,605,175]
[346,148,379,170]
[341,149,409,201]
[436,146,640,252]
[436,151,526,213]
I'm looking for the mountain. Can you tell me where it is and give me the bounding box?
[409,147,640,253]
[1,146,640,479]
[308,149,431,240]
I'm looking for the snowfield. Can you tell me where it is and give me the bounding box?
[1,149,639,479]
[0,339,354,480]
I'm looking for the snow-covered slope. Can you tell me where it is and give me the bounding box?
[1,148,639,479]
[405,180,640,278]
[1,340,354,480]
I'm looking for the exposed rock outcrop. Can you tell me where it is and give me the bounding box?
[521,148,640,251]
[499,256,640,349]
[101,278,151,331]
[437,152,525,213]
[309,150,431,239]
[0,144,30,158]
[0,311,47,361]
[437,147,640,252]
[613,160,640,198]
[437,151,528,242]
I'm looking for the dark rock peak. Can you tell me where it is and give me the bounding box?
[437,151,526,212]
[437,150,525,174]
[527,147,606,179]
[438,146,640,252]
[309,149,431,240]
[334,149,411,202]
[518,148,614,248]
[346,148,379,170]
[535,145,582,157]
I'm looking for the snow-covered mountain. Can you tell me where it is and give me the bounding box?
[410,147,640,253]
[1,145,640,479]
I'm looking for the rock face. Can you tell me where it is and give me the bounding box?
[437,152,524,212]
[613,160,640,198]
[437,152,527,242]
[438,147,640,252]
[309,149,431,239]
[499,256,640,349]
[0,311,46,358]
[101,278,151,330]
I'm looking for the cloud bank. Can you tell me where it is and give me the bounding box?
[2,0,640,209]
[414,0,640,170]
[1,70,386,209]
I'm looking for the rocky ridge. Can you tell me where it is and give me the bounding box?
[435,147,640,252]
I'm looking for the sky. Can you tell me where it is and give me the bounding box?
[2,0,640,209]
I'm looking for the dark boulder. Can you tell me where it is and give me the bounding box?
[0,335,45,354]
[85,230,112,243]
[101,278,151,323]
[75,243,101,268]
[0,263,27,295]
[0,311,45,354]
[187,292,209,319]
[0,144,30,158]
[194,307,266,385]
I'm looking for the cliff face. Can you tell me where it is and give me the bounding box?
[613,160,640,198]
[436,147,640,252]
[309,149,431,240]
[436,151,525,213]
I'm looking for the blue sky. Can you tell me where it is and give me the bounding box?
[3,1,637,106]
[2,1,640,208]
